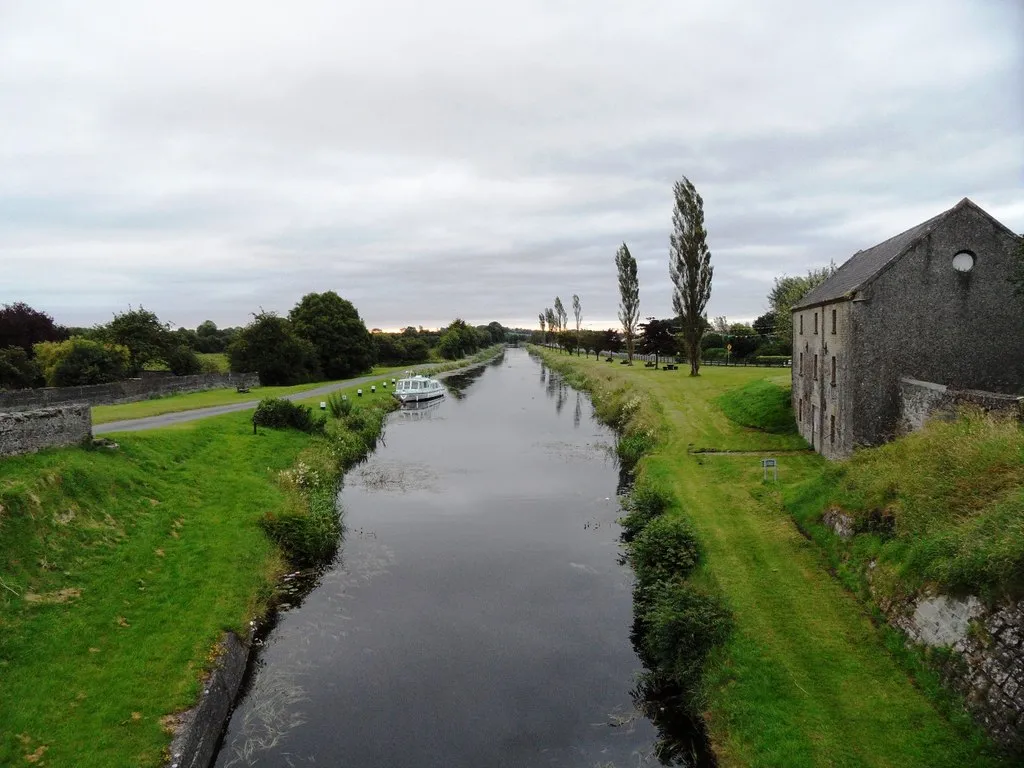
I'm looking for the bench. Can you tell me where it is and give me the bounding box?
[236,385,250,394]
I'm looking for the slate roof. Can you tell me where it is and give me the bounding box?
[793,198,978,310]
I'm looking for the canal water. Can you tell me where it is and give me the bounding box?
[213,348,672,767]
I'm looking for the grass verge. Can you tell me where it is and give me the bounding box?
[784,410,1024,603]
[91,365,408,425]
[532,346,1005,768]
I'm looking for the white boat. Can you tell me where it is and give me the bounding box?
[393,374,445,404]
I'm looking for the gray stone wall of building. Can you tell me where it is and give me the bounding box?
[0,405,92,457]
[793,300,855,459]
[0,372,260,412]
[848,205,1022,447]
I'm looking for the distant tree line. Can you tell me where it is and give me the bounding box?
[0,295,509,390]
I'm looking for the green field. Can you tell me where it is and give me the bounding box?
[91,365,407,425]
[536,349,1003,768]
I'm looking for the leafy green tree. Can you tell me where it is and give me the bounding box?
[753,311,777,337]
[767,265,836,345]
[669,176,714,376]
[164,345,203,376]
[538,313,546,344]
[102,306,172,374]
[228,312,320,386]
[0,347,42,389]
[32,338,131,386]
[601,328,622,355]
[572,295,582,354]
[544,308,556,342]
[580,329,601,358]
[0,302,67,355]
[616,243,640,364]
[639,318,677,367]
[437,318,481,360]
[485,321,506,344]
[288,291,374,379]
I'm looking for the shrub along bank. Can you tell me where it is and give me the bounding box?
[532,347,1004,768]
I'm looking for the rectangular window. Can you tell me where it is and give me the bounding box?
[813,354,818,380]
[830,414,836,444]
[814,312,818,334]
[799,315,804,334]
[799,398,803,421]
[799,352,803,375]
[831,356,836,386]
[831,308,837,334]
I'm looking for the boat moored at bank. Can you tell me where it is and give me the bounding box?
[393,374,445,404]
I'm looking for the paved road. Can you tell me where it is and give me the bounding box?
[93,357,498,434]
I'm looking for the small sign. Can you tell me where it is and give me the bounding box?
[727,343,732,351]
[761,457,778,482]
[761,458,777,467]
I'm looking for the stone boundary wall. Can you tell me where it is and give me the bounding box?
[899,377,1023,433]
[0,372,260,412]
[0,405,92,457]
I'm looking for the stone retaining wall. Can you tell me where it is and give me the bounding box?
[899,377,1023,433]
[885,592,1023,753]
[0,372,260,412]
[0,405,92,457]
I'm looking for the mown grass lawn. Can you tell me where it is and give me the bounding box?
[91,365,407,425]
[537,351,1003,768]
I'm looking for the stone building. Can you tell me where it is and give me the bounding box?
[791,198,1023,459]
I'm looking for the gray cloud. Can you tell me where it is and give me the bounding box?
[1,0,1021,331]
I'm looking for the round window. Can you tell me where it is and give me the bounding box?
[952,251,975,272]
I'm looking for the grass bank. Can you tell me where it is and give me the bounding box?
[0,386,397,766]
[533,347,1004,768]
[785,408,1024,603]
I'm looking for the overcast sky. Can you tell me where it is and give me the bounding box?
[2,0,1022,331]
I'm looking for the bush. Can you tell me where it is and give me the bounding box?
[326,393,353,419]
[620,480,674,541]
[630,515,703,584]
[164,345,203,376]
[752,355,791,365]
[702,347,727,360]
[0,346,42,389]
[34,338,132,386]
[261,487,339,567]
[253,398,325,433]
[639,581,734,692]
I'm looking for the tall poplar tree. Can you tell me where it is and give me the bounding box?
[553,297,567,337]
[538,312,546,343]
[572,294,582,355]
[669,176,714,376]
[615,243,640,364]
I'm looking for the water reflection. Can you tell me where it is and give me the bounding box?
[443,361,491,399]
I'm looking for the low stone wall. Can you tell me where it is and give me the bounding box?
[881,591,1023,753]
[0,372,260,412]
[168,632,251,768]
[0,405,92,457]
[899,377,1023,433]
